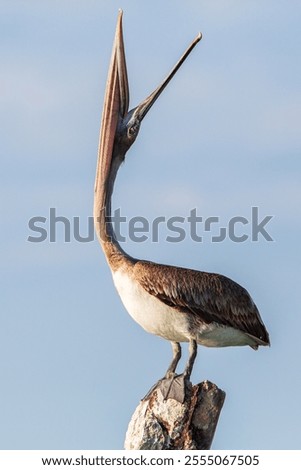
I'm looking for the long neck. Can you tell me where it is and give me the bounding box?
[94,149,134,270]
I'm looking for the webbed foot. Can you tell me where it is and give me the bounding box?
[142,373,190,404]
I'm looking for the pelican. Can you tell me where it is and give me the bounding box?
[94,11,270,402]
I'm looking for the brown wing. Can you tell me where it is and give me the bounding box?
[133,260,270,345]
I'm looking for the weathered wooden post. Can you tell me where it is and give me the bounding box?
[125,380,225,450]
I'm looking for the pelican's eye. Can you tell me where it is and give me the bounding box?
[127,121,140,139]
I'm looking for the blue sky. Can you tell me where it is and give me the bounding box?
[1,0,301,449]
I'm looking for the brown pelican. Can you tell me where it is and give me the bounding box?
[94,11,270,402]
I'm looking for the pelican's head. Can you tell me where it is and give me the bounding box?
[98,10,201,166]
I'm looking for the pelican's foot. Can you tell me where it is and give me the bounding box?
[142,373,191,404]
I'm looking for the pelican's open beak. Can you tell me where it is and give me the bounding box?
[95,10,201,189]
[98,9,201,164]
[103,9,202,136]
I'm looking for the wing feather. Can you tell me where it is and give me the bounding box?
[133,260,270,345]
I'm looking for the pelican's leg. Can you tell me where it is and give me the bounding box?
[183,339,197,379]
[165,341,181,376]
[157,342,182,400]
[160,339,197,403]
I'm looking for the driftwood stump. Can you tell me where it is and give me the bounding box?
[125,380,225,450]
